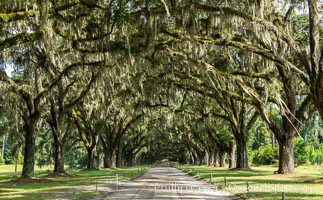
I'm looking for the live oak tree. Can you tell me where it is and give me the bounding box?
[146,39,258,168]
[73,100,100,170]
[122,124,148,166]
[147,0,321,174]
[0,0,322,177]
[0,0,57,178]
[0,0,118,177]
[185,0,321,173]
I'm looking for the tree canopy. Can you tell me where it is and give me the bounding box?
[0,0,322,177]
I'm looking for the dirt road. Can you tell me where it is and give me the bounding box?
[104,165,239,199]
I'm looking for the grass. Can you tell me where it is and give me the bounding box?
[175,163,323,200]
[2,163,322,199]
[0,164,154,200]
[76,191,100,199]
[0,165,51,183]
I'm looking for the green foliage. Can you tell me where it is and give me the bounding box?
[294,137,308,165]
[290,14,310,41]
[36,131,53,168]
[178,164,323,200]
[0,152,4,164]
[0,164,153,199]
[300,113,323,147]
[252,146,278,165]
[65,144,88,169]
[307,145,317,164]
[249,120,272,150]
[315,144,323,164]
[17,153,24,164]
[75,191,100,199]
[305,144,323,165]
[293,140,323,166]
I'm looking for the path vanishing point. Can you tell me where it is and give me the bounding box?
[104,163,240,200]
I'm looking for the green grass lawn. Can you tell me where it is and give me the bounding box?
[0,164,153,200]
[175,164,323,200]
[2,163,322,199]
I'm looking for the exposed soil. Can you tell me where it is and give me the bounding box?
[229,167,253,171]
[272,174,308,178]
[43,172,78,178]
[104,166,238,200]
[2,177,54,185]
[304,178,323,184]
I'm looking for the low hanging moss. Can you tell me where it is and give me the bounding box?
[0,31,44,51]
[0,10,38,24]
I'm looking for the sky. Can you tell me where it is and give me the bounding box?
[4,64,13,77]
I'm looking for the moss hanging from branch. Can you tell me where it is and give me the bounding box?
[0,31,44,51]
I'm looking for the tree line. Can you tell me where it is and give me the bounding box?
[0,0,322,178]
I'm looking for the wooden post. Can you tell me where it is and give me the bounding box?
[1,136,5,161]
[246,182,249,197]
[116,174,119,190]
[224,177,227,186]
[282,192,285,200]
[210,173,213,183]
[73,189,76,200]
[96,180,98,191]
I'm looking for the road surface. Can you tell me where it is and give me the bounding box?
[104,165,239,199]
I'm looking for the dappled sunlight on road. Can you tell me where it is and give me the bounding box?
[104,165,239,199]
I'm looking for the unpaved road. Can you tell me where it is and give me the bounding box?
[104,166,239,199]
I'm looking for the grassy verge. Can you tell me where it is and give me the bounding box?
[0,164,154,200]
[174,164,323,200]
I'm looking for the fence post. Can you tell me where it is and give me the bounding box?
[96,180,98,191]
[224,177,227,186]
[282,192,285,200]
[116,174,119,190]
[210,173,213,183]
[72,189,76,200]
[246,181,249,197]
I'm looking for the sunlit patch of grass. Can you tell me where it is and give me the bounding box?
[0,164,154,199]
[77,191,100,199]
[176,164,323,200]
[0,165,23,173]
[0,165,53,183]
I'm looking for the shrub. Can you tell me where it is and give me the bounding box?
[307,145,317,165]
[18,153,24,164]
[252,146,278,165]
[316,144,323,164]
[0,152,4,164]
[306,144,323,165]
[294,137,308,165]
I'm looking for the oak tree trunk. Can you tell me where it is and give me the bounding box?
[104,148,114,168]
[21,124,36,178]
[219,151,226,167]
[214,151,220,167]
[209,151,215,166]
[54,141,65,173]
[116,145,122,168]
[205,151,210,166]
[277,137,294,174]
[228,141,235,168]
[236,137,249,169]
[127,154,134,166]
[87,147,96,169]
